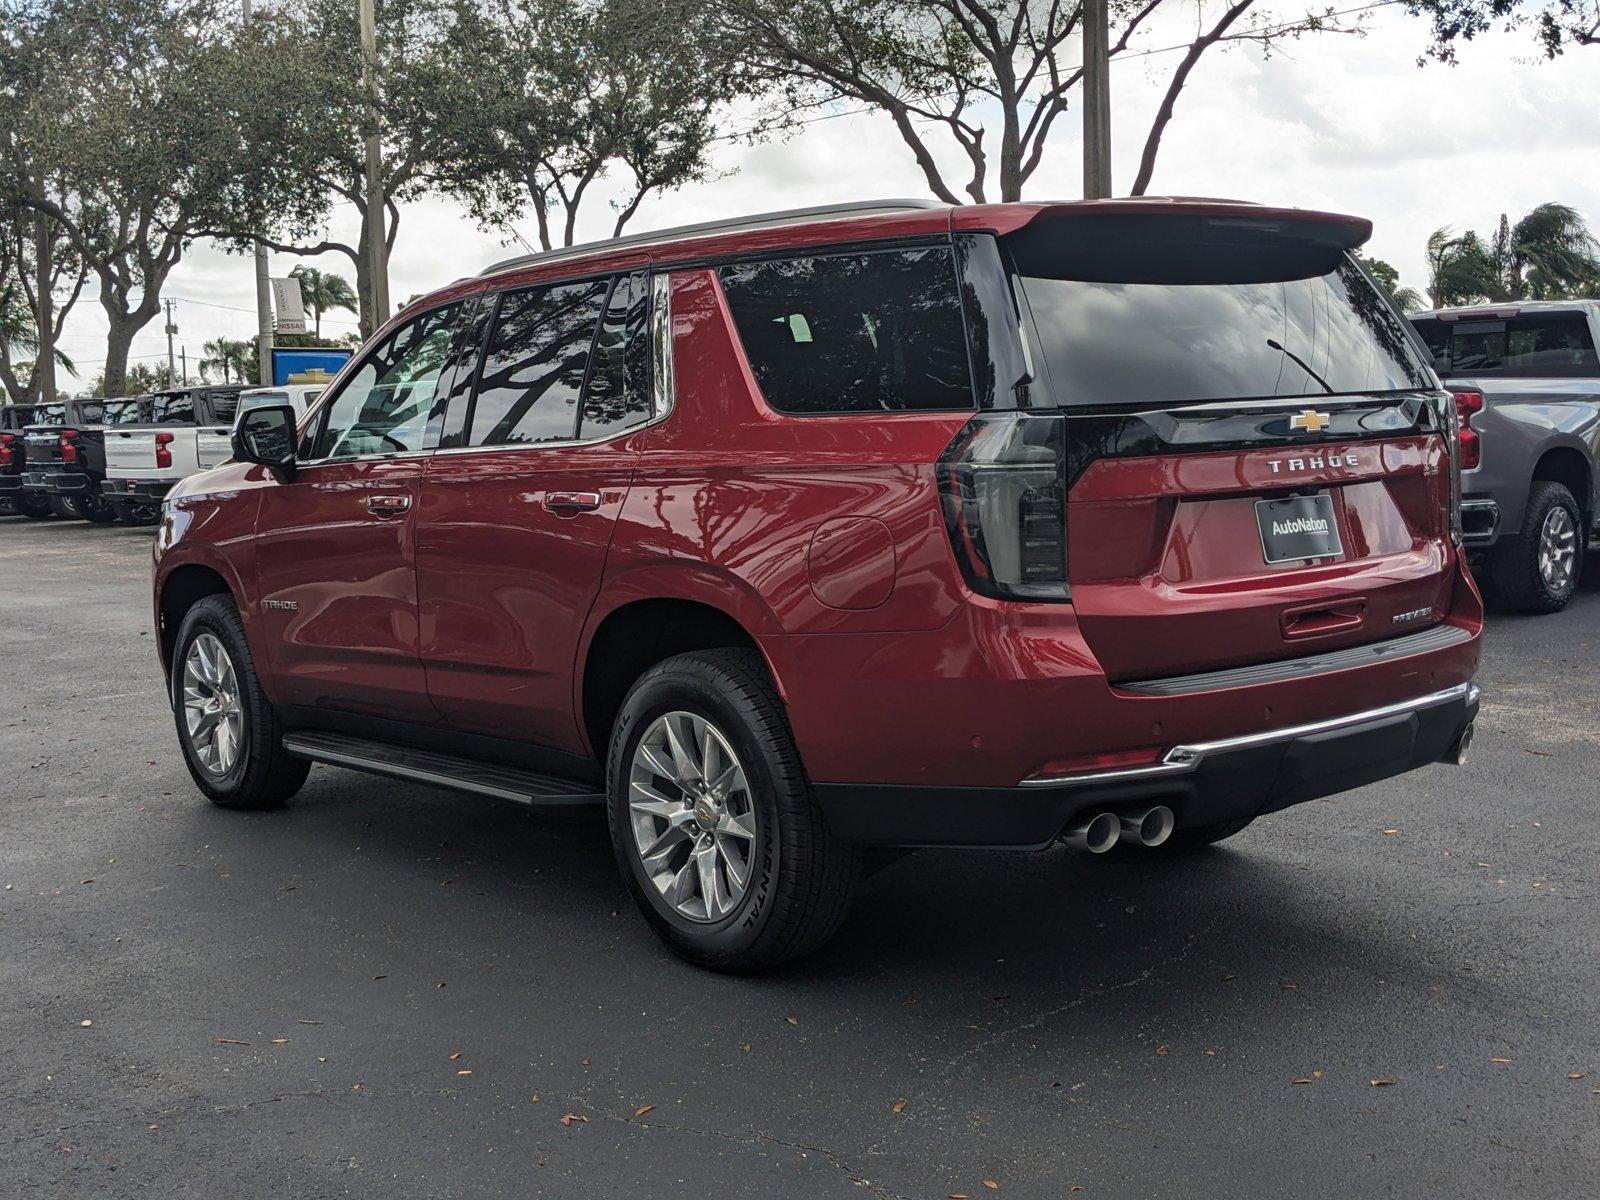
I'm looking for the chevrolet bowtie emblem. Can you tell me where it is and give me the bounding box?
[1289,409,1331,434]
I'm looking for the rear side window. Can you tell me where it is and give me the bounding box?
[76,401,105,423]
[469,279,608,446]
[207,393,239,424]
[577,273,651,439]
[152,394,195,424]
[1018,257,1432,407]
[1411,312,1599,378]
[719,247,975,414]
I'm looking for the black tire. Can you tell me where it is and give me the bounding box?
[606,649,860,972]
[171,594,310,809]
[115,501,161,526]
[79,493,120,523]
[47,494,83,520]
[1490,480,1585,614]
[1157,817,1254,852]
[16,493,53,519]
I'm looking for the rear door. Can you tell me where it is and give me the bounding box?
[252,301,465,722]
[415,271,651,750]
[1006,216,1457,683]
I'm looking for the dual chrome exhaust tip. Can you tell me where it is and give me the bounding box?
[1063,804,1176,853]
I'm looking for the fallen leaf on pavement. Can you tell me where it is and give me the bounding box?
[79,1020,92,1028]
[449,1052,462,1061]
[1490,1058,1514,1065]
[785,1016,799,1026]
[1383,829,1398,836]
[1568,1073,1586,1080]
[1291,1078,1315,1085]
[983,1181,999,1191]
[1369,1077,1397,1087]
[457,1069,472,1076]
[559,1113,588,1127]
[892,1098,907,1114]
[635,1105,654,1117]
[270,1038,288,1045]
[216,1038,250,1046]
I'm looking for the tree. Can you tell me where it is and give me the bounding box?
[288,265,359,340]
[199,337,255,384]
[215,0,491,336]
[1357,251,1424,312]
[713,1,1364,204]
[80,359,176,397]
[0,200,83,403]
[2,0,333,394]
[1406,0,1597,62]
[1425,203,1600,306]
[442,0,748,251]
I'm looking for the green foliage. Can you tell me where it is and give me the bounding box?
[1406,1,1597,62]
[288,266,358,339]
[1357,252,1425,312]
[1426,203,1600,306]
[199,336,255,385]
[442,0,750,249]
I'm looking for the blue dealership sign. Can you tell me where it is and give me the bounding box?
[271,347,353,387]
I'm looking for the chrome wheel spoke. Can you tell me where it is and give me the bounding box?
[628,710,760,924]
[181,633,243,776]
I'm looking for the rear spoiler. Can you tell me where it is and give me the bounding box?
[1002,203,1372,285]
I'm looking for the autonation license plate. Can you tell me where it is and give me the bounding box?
[1256,493,1343,564]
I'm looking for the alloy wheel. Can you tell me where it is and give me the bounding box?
[627,710,759,923]
[182,633,244,776]
[1537,505,1577,593]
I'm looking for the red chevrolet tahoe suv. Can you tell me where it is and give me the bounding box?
[153,198,1482,970]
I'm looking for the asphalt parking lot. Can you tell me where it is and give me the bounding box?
[2,515,1597,1199]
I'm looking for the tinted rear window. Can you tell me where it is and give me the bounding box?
[1019,257,1432,407]
[101,400,145,425]
[33,404,66,424]
[1410,312,1598,378]
[469,278,608,446]
[207,393,239,424]
[719,247,974,414]
[152,395,195,424]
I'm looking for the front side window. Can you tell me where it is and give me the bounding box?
[718,247,975,415]
[314,302,461,459]
[1411,312,1599,378]
[468,279,608,446]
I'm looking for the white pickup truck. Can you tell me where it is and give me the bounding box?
[237,383,325,421]
[101,386,242,523]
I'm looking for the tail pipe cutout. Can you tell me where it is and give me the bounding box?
[1064,805,1176,853]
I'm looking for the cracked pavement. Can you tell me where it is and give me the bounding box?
[2,515,1598,1198]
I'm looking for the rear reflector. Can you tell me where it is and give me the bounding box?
[938,414,1069,602]
[155,432,174,470]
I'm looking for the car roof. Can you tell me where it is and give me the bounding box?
[385,196,1373,328]
[1410,299,1600,321]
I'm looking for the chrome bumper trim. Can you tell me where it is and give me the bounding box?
[1019,682,1480,788]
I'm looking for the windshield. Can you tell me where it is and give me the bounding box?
[1017,255,1433,407]
[240,390,289,413]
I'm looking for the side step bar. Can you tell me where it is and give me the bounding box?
[281,731,605,807]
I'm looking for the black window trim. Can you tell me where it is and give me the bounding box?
[715,237,981,420]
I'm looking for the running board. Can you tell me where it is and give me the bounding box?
[280,731,604,807]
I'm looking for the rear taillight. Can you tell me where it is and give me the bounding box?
[1451,389,1483,471]
[155,432,174,469]
[0,433,13,467]
[59,428,79,464]
[938,413,1070,602]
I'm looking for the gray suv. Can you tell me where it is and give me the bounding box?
[1410,301,1599,612]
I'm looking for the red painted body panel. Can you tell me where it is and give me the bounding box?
[1067,436,1455,680]
[415,440,637,751]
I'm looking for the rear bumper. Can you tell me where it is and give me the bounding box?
[41,471,95,494]
[0,474,20,492]
[816,682,1479,848]
[1460,498,1500,546]
[102,478,174,503]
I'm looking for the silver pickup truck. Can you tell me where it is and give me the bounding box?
[1409,301,1598,612]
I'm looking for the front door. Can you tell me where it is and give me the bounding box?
[417,271,654,751]
[253,300,466,722]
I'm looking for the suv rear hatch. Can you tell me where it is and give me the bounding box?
[944,207,1459,684]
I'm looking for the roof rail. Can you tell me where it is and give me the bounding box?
[479,198,946,278]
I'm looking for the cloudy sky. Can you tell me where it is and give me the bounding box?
[52,6,1600,390]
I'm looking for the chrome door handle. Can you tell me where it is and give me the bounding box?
[543,490,603,514]
[364,494,412,517]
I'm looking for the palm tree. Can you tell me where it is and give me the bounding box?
[288,266,358,340]
[199,337,255,385]
[1426,204,1600,307]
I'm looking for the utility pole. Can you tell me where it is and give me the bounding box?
[181,346,189,385]
[34,209,57,403]
[244,0,273,384]
[359,0,390,333]
[1082,0,1112,200]
[164,298,177,385]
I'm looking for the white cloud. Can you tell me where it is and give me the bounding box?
[48,10,1600,389]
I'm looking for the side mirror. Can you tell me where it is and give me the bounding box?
[232,404,298,480]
